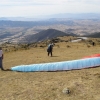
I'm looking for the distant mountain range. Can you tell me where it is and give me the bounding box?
[0,13,100,21]
[22,29,77,43]
[84,32,100,38]
[22,30,100,43]
[49,13,100,19]
[0,19,76,27]
[0,16,100,44]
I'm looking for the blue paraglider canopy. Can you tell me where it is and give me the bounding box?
[11,55,100,72]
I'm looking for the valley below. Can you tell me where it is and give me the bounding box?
[0,19,100,44]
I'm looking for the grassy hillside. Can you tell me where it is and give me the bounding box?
[0,36,100,100]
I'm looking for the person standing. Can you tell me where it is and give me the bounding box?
[0,47,4,71]
[92,42,95,46]
[47,43,54,57]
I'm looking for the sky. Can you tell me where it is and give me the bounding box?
[0,0,100,18]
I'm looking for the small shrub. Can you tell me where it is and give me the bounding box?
[67,45,71,48]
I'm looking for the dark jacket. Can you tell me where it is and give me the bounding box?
[47,44,53,52]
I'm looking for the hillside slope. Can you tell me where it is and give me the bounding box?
[22,29,76,43]
[85,32,100,38]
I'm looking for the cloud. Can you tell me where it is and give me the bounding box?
[0,0,69,6]
[0,0,100,17]
[1,0,100,7]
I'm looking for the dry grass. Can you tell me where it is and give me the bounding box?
[0,39,100,100]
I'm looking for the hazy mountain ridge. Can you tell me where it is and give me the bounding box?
[84,32,100,38]
[0,13,100,21]
[0,17,100,43]
[0,20,75,27]
[21,29,77,43]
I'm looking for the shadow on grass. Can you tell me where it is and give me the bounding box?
[51,56,59,57]
[2,69,12,71]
